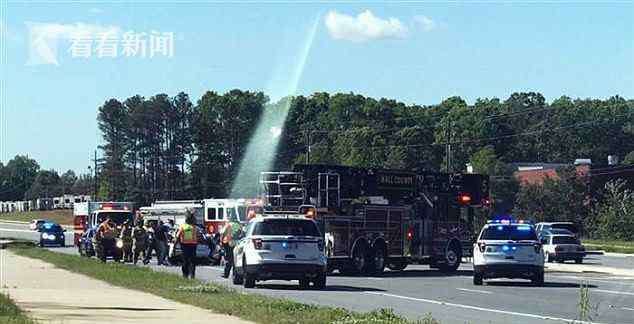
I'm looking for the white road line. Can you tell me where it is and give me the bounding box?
[622,307,634,311]
[364,291,605,324]
[456,288,492,294]
[593,289,634,296]
[0,228,34,233]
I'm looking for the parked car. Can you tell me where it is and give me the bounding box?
[39,222,66,247]
[541,234,585,263]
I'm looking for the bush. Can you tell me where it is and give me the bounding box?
[591,180,634,241]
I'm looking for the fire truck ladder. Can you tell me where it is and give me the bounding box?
[259,172,305,210]
[317,173,341,208]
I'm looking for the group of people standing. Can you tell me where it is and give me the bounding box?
[95,215,174,265]
[94,209,243,280]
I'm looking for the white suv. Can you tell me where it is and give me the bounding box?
[473,221,544,286]
[232,215,327,289]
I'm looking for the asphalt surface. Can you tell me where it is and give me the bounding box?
[2,221,634,324]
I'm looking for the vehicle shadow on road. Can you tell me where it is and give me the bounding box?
[253,284,386,292]
[484,281,598,288]
[330,269,473,278]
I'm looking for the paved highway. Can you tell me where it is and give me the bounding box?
[2,222,634,324]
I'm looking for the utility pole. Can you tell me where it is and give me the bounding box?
[445,119,452,173]
[92,150,98,199]
[306,130,311,164]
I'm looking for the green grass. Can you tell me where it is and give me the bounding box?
[0,293,38,324]
[0,210,74,226]
[583,239,634,254]
[10,245,438,324]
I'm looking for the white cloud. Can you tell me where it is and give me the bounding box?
[25,22,120,65]
[413,15,436,32]
[325,10,408,42]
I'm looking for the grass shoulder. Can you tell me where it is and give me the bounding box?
[583,239,634,254]
[0,293,38,324]
[0,210,73,226]
[10,246,438,324]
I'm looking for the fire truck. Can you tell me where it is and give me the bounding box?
[256,164,489,275]
[202,198,249,235]
[73,201,134,248]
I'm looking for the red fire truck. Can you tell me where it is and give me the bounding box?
[73,202,134,247]
[257,164,489,275]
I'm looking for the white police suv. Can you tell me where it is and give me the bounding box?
[473,220,544,286]
[232,215,327,289]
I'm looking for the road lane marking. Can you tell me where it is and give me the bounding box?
[622,307,634,311]
[593,289,634,296]
[364,291,605,324]
[0,228,34,233]
[456,288,492,294]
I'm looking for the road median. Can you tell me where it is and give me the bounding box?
[7,245,438,324]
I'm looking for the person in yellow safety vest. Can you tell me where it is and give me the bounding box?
[175,210,199,279]
[221,214,243,278]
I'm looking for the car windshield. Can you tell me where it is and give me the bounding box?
[480,225,537,241]
[253,219,320,237]
[41,223,63,232]
[552,236,579,244]
[551,223,577,233]
[98,212,132,225]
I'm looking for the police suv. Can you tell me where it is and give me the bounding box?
[473,220,544,286]
[232,214,327,289]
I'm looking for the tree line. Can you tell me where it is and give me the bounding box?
[2,91,633,232]
[0,155,93,201]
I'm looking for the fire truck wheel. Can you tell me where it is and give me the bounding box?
[439,244,461,273]
[351,243,368,275]
[369,244,386,275]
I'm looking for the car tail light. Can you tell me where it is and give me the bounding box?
[533,243,542,253]
[317,239,324,251]
[478,242,486,253]
[406,228,413,241]
[252,238,263,250]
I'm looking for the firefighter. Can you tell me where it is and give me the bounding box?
[132,221,147,265]
[175,210,198,279]
[95,217,116,263]
[120,220,133,263]
[221,214,242,278]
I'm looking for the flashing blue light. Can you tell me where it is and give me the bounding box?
[512,246,517,251]
[517,225,531,231]
[282,242,289,249]
[502,245,510,252]
[497,226,504,231]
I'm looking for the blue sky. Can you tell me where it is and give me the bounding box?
[1,1,632,173]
